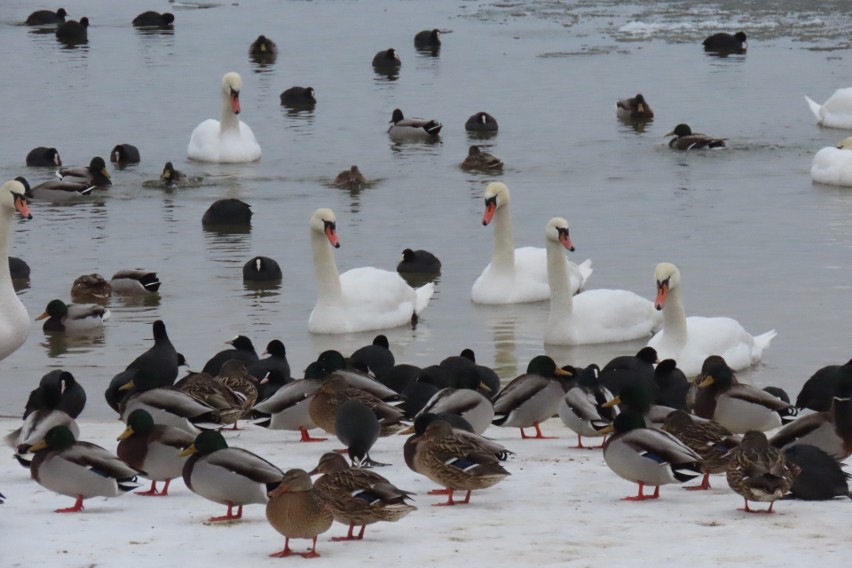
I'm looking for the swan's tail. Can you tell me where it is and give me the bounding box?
[753,329,777,355]
[413,282,435,315]
[576,259,593,289]
[805,96,821,122]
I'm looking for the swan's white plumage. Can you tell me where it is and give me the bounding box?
[0,180,31,360]
[187,72,261,163]
[805,88,852,129]
[309,208,435,334]
[543,217,660,345]
[648,262,776,377]
[810,138,852,186]
[472,182,592,304]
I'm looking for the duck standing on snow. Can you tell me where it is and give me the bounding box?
[0,179,32,361]
[188,72,261,163]
[266,469,333,558]
[661,409,740,490]
[726,430,799,513]
[558,364,619,448]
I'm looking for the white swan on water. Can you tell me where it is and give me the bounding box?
[0,179,33,360]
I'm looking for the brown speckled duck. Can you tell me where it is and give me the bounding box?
[308,375,405,437]
[661,409,740,490]
[266,469,333,558]
[726,430,799,513]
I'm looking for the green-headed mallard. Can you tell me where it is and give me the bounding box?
[309,375,405,437]
[27,425,139,512]
[602,411,702,500]
[23,175,94,202]
[558,364,619,448]
[726,430,799,513]
[59,156,110,186]
[415,367,494,435]
[266,469,333,558]
[117,408,195,496]
[310,452,416,540]
[251,361,326,442]
[181,430,284,522]
[661,409,740,490]
[387,108,442,138]
[665,124,726,150]
[460,145,503,171]
[119,371,214,433]
[616,94,654,121]
[35,298,109,332]
[109,269,161,294]
[602,381,676,429]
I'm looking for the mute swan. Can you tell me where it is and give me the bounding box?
[187,72,261,163]
[544,217,660,345]
[309,208,434,334]
[471,182,592,304]
[0,179,32,360]
[805,87,852,129]
[811,137,852,187]
[648,262,776,377]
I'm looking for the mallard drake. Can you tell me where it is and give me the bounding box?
[465,112,499,133]
[598,347,658,396]
[726,430,799,513]
[249,34,278,57]
[117,409,195,496]
[110,143,140,163]
[616,94,654,120]
[181,430,284,522]
[59,156,110,186]
[349,335,396,378]
[387,108,442,138]
[266,469,332,557]
[251,361,326,441]
[26,8,67,25]
[24,369,86,420]
[694,360,797,433]
[55,17,88,42]
[411,417,510,505]
[71,273,112,302]
[119,371,214,433]
[243,256,282,282]
[661,409,740,490]
[280,86,316,107]
[160,161,190,188]
[653,359,690,410]
[132,11,174,28]
[703,31,747,53]
[665,124,726,150]
[492,355,573,439]
[110,269,160,294]
[35,299,109,332]
[333,165,365,189]
[309,375,406,437]
[26,146,62,166]
[201,198,252,227]
[460,145,504,171]
[310,452,415,540]
[782,445,851,501]
[27,425,139,512]
[372,48,401,70]
[397,248,442,274]
[22,175,94,202]
[602,411,702,500]
[602,381,675,429]
[414,29,441,48]
[247,339,291,389]
[558,364,619,448]
[805,88,852,129]
[796,358,852,411]
[202,335,259,375]
[415,367,494,435]
[5,388,79,456]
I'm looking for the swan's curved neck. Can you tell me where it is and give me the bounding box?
[490,204,515,271]
[547,238,573,322]
[662,285,687,341]
[0,211,13,292]
[311,230,342,302]
[220,94,239,132]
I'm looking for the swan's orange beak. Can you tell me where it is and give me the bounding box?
[230,90,241,114]
[482,201,496,225]
[655,282,668,310]
[559,232,574,251]
[325,225,340,248]
[13,194,32,220]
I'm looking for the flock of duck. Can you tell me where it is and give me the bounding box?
[3,7,852,559]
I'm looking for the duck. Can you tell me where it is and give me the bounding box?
[6,377,79,455]
[201,198,252,227]
[333,165,365,189]
[119,372,214,433]
[22,174,93,202]
[243,256,282,282]
[266,469,332,558]
[116,409,195,496]
[251,361,327,441]
[648,262,776,377]
[396,249,442,274]
[665,124,726,150]
[36,299,109,332]
[174,364,254,429]
[110,143,140,164]
[249,35,277,58]
[796,358,852,411]
[110,269,160,294]
[616,94,654,121]
[702,31,747,53]
[558,364,619,448]
[26,8,67,25]
[782,444,852,501]
[726,430,798,513]
[158,161,188,188]
[55,17,88,42]
[59,156,111,186]
[472,183,591,304]
[27,425,140,512]
[805,87,852,128]
[414,29,441,48]
[310,452,415,540]
[26,146,62,167]
[309,375,406,437]
[71,273,112,302]
[810,137,852,187]
[212,359,259,424]
[280,86,316,107]
[0,179,32,361]
[187,72,261,163]
[181,430,284,522]
[465,112,499,133]
[316,349,404,402]
[769,365,852,460]
[492,355,573,439]
[247,340,291,390]
[602,381,676,429]
[602,411,703,500]
[415,367,494,435]
[544,217,661,345]
[598,347,658,396]
[460,145,504,171]
[349,335,395,378]
[308,208,435,333]
[132,11,174,27]
[661,409,740,490]
[693,360,797,433]
[202,335,259,375]
[23,369,86,420]
[387,108,442,138]
[372,48,401,70]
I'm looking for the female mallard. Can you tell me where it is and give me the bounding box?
[35,299,109,332]
[726,430,798,513]
[415,367,494,435]
[308,375,405,437]
[27,425,139,512]
[411,418,510,505]
[181,430,284,522]
[558,364,619,448]
[266,469,332,558]
[249,34,278,58]
[310,452,416,540]
[110,269,161,294]
[694,360,797,433]
[465,112,499,133]
[160,161,190,188]
[71,273,112,302]
[59,156,111,186]
[173,365,252,429]
[492,355,574,439]
[117,409,195,496]
[665,124,726,150]
[602,411,702,500]
[616,94,654,121]
[460,145,503,171]
[333,165,365,189]
[251,361,326,442]
[387,108,442,138]
[661,409,740,490]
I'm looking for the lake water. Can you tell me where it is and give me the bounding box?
[2,0,852,419]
